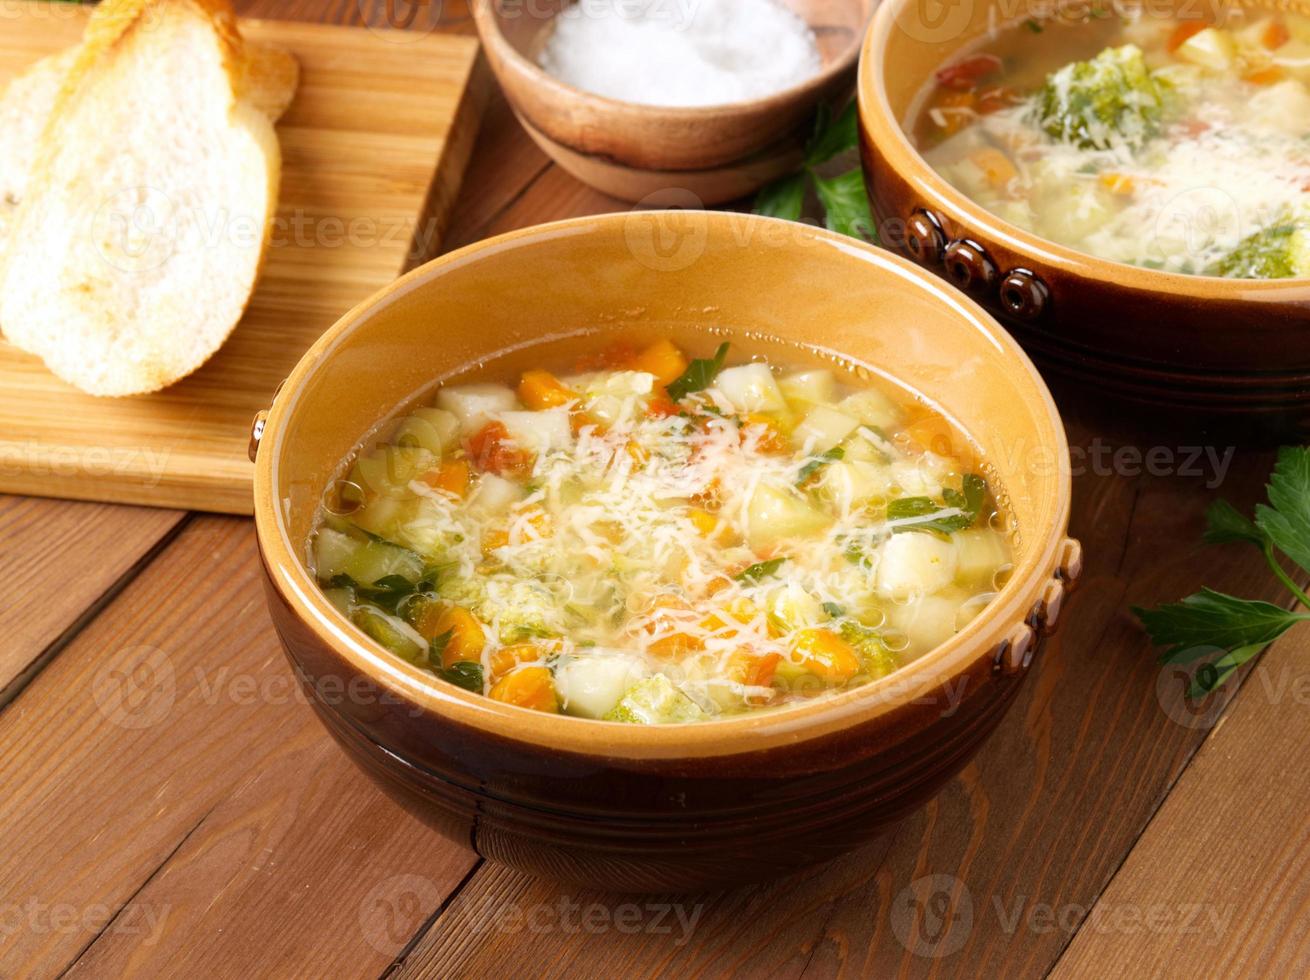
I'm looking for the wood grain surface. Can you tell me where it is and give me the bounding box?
[0,2,1305,979]
[0,2,482,515]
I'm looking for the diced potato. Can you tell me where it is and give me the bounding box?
[875,533,958,599]
[1248,80,1310,135]
[890,458,946,498]
[466,473,524,519]
[1176,27,1238,71]
[713,363,787,414]
[888,594,966,657]
[955,528,1010,587]
[746,484,832,552]
[391,407,459,456]
[555,654,649,719]
[353,446,435,497]
[497,408,572,453]
[436,384,518,433]
[836,389,901,429]
[313,527,360,581]
[604,674,708,724]
[791,405,859,453]
[779,369,837,407]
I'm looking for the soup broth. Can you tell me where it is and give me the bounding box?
[914,6,1310,277]
[308,336,1013,724]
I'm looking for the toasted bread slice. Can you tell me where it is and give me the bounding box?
[0,0,298,397]
[0,50,75,255]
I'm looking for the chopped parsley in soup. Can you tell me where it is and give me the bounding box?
[309,338,1013,723]
[915,8,1310,277]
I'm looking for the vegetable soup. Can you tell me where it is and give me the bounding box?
[309,337,1013,724]
[914,7,1310,277]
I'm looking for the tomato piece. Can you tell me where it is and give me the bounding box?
[934,54,1002,91]
[467,421,534,478]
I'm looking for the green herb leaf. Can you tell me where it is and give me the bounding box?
[754,172,807,223]
[428,628,454,661]
[329,572,417,613]
[666,342,730,402]
[1133,588,1308,663]
[1254,446,1310,575]
[806,100,859,167]
[1023,17,1044,32]
[889,474,987,535]
[1203,498,1269,548]
[822,601,846,617]
[797,446,845,484]
[813,169,878,242]
[439,660,484,693]
[735,558,786,584]
[844,539,873,569]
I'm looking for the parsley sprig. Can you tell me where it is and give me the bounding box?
[666,342,730,402]
[1134,447,1310,696]
[887,474,987,535]
[754,101,877,242]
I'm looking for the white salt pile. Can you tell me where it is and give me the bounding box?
[539,0,823,108]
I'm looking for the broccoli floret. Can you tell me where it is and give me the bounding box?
[1037,45,1166,150]
[837,621,899,679]
[1213,220,1310,280]
[604,674,708,724]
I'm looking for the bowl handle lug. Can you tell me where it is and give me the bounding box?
[905,209,947,266]
[249,410,269,463]
[942,238,998,292]
[994,623,1036,677]
[1057,538,1083,587]
[999,268,1051,322]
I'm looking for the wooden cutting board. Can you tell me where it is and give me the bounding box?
[0,2,484,514]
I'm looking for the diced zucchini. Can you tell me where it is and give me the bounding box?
[391,407,460,455]
[875,532,958,599]
[322,587,355,617]
[350,493,410,541]
[352,446,435,498]
[497,408,572,453]
[342,539,426,587]
[713,363,788,414]
[791,405,859,453]
[836,389,901,429]
[604,674,708,724]
[351,607,427,663]
[745,484,832,552]
[436,384,518,433]
[779,369,837,407]
[313,527,361,581]
[555,654,649,719]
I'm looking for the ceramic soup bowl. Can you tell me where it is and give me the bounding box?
[858,0,1310,428]
[251,211,1079,891]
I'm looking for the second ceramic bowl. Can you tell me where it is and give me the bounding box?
[252,211,1079,891]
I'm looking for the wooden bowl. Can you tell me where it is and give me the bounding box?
[251,211,1079,891]
[857,0,1310,430]
[471,0,876,205]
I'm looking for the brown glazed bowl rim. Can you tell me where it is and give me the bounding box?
[858,0,1310,295]
[252,211,1072,761]
[471,0,866,121]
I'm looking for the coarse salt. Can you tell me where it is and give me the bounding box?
[538,0,823,108]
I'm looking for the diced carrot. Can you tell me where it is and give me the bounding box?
[1262,19,1290,50]
[700,598,758,640]
[1168,21,1209,52]
[628,339,689,387]
[931,89,976,136]
[788,629,861,685]
[482,507,550,556]
[687,506,724,539]
[419,458,470,497]
[1244,65,1285,85]
[967,147,1020,193]
[570,409,606,436]
[740,413,790,455]
[517,370,577,410]
[648,634,704,659]
[643,595,704,659]
[433,607,486,669]
[1098,172,1137,196]
[727,649,782,693]
[934,54,1002,91]
[489,666,559,713]
[645,390,681,418]
[488,643,547,683]
[467,421,535,478]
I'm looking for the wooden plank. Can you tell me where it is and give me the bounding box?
[386,366,1283,976]
[1050,628,1310,978]
[0,496,184,702]
[0,4,483,514]
[0,517,476,978]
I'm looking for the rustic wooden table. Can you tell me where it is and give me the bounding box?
[3,3,1309,977]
